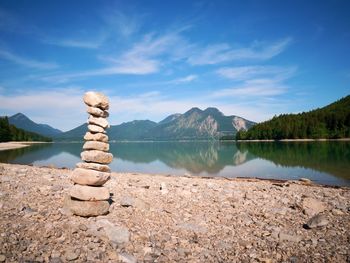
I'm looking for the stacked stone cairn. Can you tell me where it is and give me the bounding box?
[66,91,113,217]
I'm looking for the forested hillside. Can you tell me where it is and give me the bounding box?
[0,117,51,142]
[236,95,350,140]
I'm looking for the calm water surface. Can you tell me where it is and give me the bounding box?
[0,141,349,186]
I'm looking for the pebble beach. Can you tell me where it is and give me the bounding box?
[0,163,349,262]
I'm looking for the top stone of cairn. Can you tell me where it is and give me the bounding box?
[83,91,109,110]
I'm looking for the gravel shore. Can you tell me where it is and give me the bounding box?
[0,163,349,262]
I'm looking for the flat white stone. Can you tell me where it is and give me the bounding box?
[76,162,111,172]
[70,168,110,186]
[83,141,109,152]
[88,124,105,133]
[84,132,108,142]
[70,185,110,201]
[81,150,113,164]
[88,116,109,129]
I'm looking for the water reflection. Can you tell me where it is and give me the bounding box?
[237,141,350,180]
[0,141,349,185]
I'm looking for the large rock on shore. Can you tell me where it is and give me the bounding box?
[88,124,105,134]
[76,162,111,172]
[87,106,109,118]
[301,197,327,216]
[88,116,109,129]
[70,168,110,186]
[70,185,110,201]
[64,195,109,216]
[83,141,109,152]
[81,150,113,164]
[84,132,108,143]
[83,91,109,110]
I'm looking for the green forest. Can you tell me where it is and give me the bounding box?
[0,117,52,142]
[236,95,350,140]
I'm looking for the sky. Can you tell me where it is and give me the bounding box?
[0,0,349,131]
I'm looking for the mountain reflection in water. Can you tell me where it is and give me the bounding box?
[0,141,349,185]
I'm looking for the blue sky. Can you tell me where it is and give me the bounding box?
[0,0,349,131]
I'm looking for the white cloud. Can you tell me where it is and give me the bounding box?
[217,65,296,81]
[188,37,292,65]
[0,49,58,69]
[212,78,289,98]
[43,37,104,49]
[40,31,192,83]
[103,10,140,38]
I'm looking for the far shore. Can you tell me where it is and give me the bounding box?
[235,138,350,142]
[0,141,52,151]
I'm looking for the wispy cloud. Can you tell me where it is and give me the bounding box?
[0,49,58,69]
[188,37,292,65]
[40,30,192,82]
[170,74,198,84]
[212,78,289,98]
[103,10,140,38]
[217,65,296,81]
[43,37,105,49]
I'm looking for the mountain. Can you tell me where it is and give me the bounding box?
[0,116,51,142]
[54,107,255,141]
[144,107,255,140]
[108,120,157,141]
[158,113,181,125]
[236,95,350,140]
[54,123,87,141]
[9,113,62,137]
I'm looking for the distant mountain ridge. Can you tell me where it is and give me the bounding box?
[54,107,256,141]
[9,113,62,137]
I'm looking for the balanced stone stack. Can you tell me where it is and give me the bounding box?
[66,91,113,216]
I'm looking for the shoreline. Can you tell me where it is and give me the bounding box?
[235,138,350,142]
[0,141,52,151]
[0,163,349,262]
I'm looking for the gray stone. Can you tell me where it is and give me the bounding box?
[120,196,134,207]
[65,249,80,261]
[96,219,130,245]
[119,252,137,263]
[69,185,110,201]
[88,116,109,129]
[70,168,110,186]
[83,91,109,110]
[76,162,110,172]
[81,150,113,164]
[88,124,105,133]
[87,106,109,118]
[83,141,109,152]
[306,214,329,229]
[278,232,301,242]
[84,132,108,143]
[0,255,6,262]
[64,195,109,217]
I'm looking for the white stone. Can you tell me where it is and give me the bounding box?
[81,150,113,164]
[87,106,109,118]
[70,185,110,201]
[88,116,109,129]
[76,162,110,172]
[83,141,109,152]
[84,132,108,142]
[83,91,109,110]
[88,124,105,133]
[70,168,110,186]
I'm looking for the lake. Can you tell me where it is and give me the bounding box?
[0,141,349,186]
